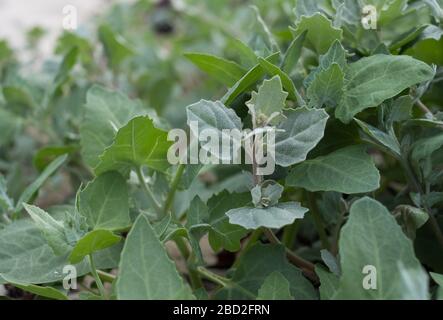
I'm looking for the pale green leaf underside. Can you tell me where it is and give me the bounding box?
[226,202,308,230]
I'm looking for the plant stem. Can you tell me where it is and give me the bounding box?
[97,270,116,283]
[163,164,185,215]
[416,99,433,116]
[135,166,162,215]
[196,267,256,299]
[174,237,203,289]
[282,221,300,249]
[306,192,331,250]
[263,228,317,281]
[88,254,106,299]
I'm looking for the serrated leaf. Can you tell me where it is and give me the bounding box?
[78,171,130,231]
[95,116,172,175]
[286,145,380,194]
[274,107,329,167]
[215,243,317,299]
[257,57,304,106]
[80,85,145,168]
[184,53,246,86]
[334,197,428,299]
[307,63,344,108]
[291,13,343,54]
[69,230,122,264]
[227,202,308,230]
[116,214,194,300]
[257,272,293,300]
[246,76,287,121]
[335,55,435,123]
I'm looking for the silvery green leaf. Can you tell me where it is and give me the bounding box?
[321,249,341,276]
[393,205,429,240]
[316,265,339,300]
[226,202,308,230]
[0,174,13,212]
[246,76,288,123]
[274,107,329,167]
[286,145,380,194]
[250,181,284,208]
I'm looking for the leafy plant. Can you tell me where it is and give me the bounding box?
[1,0,443,300]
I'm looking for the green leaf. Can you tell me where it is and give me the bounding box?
[275,107,329,167]
[186,100,242,162]
[221,53,280,105]
[393,205,429,240]
[98,24,134,70]
[116,214,194,300]
[215,243,317,299]
[23,204,72,256]
[207,191,251,252]
[257,272,294,300]
[354,118,401,157]
[80,85,145,168]
[250,5,280,54]
[185,197,210,264]
[291,13,343,54]
[0,219,121,284]
[316,265,340,300]
[251,181,283,208]
[15,155,68,213]
[282,31,307,74]
[286,145,380,194]
[307,63,344,108]
[258,57,304,105]
[33,145,77,172]
[78,171,130,231]
[184,53,246,86]
[246,76,288,121]
[95,116,172,175]
[9,283,68,300]
[430,272,443,300]
[334,197,428,299]
[336,55,435,123]
[411,133,443,163]
[69,229,122,264]
[227,202,308,230]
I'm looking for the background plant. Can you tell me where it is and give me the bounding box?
[0,0,443,300]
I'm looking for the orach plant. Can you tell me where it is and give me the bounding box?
[1,0,443,300]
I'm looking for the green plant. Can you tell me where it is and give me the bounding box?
[1,0,443,300]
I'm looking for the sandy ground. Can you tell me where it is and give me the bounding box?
[0,0,111,56]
